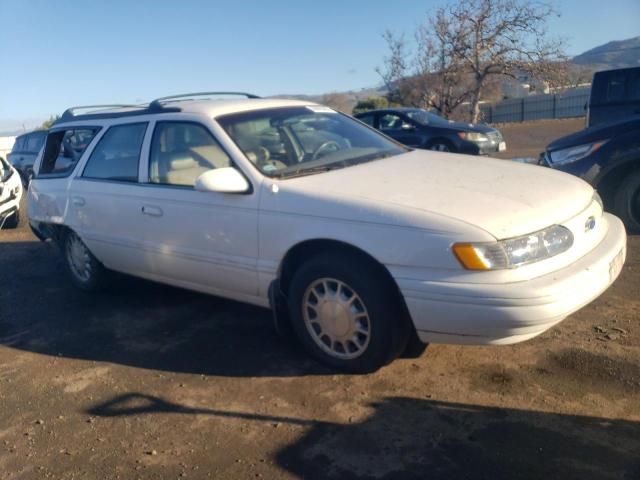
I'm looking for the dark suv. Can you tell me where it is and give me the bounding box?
[354,108,505,155]
[587,66,640,128]
[541,117,640,232]
[7,130,46,184]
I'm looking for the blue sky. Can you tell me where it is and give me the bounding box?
[1,0,639,132]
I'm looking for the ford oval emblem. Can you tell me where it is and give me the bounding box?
[585,216,596,232]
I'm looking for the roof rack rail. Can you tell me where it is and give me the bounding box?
[149,91,260,109]
[59,104,143,122]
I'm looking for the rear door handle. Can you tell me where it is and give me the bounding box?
[142,205,163,217]
[71,196,86,206]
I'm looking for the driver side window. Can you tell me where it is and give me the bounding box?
[149,122,231,187]
[379,114,403,130]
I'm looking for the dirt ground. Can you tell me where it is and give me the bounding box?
[493,117,585,160]
[1,120,639,479]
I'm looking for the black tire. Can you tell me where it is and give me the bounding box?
[401,329,428,359]
[613,169,640,233]
[287,251,411,373]
[426,139,455,153]
[3,210,19,229]
[63,230,109,291]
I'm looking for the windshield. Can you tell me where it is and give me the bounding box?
[217,106,407,178]
[405,110,452,127]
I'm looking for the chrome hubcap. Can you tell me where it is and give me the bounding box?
[66,233,92,282]
[302,278,371,360]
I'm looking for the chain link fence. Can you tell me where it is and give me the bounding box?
[480,87,590,124]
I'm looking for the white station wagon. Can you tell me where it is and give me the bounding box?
[28,92,627,372]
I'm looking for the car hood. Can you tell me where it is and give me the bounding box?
[444,121,496,134]
[280,150,594,239]
[546,117,640,151]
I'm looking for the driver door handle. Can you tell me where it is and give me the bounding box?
[142,205,163,217]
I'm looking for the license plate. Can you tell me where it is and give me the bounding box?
[498,141,506,152]
[609,248,625,282]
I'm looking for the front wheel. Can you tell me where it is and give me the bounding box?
[64,230,109,291]
[426,139,455,153]
[613,169,640,233]
[288,252,411,373]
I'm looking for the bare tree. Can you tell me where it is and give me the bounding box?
[375,31,411,106]
[378,0,567,122]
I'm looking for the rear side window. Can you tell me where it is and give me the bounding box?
[11,136,25,152]
[25,132,46,153]
[149,122,231,187]
[357,114,375,126]
[39,128,100,176]
[83,123,147,182]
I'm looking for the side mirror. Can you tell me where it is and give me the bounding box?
[194,167,250,194]
[401,122,415,131]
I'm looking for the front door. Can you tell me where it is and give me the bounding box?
[138,120,260,299]
[378,113,423,147]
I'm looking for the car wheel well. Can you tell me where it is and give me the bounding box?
[279,239,403,304]
[425,137,455,150]
[37,223,72,249]
[597,161,640,208]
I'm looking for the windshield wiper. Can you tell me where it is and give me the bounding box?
[279,164,345,179]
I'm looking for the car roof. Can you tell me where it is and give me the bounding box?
[52,98,319,127]
[16,130,46,139]
[355,108,421,116]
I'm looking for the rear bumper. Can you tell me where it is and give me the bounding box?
[399,213,627,345]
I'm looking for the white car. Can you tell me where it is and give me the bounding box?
[27,93,627,372]
[0,156,23,228]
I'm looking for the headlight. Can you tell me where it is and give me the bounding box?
[453,225,573,270]
[548,140,607,166]
[458,132,489,142]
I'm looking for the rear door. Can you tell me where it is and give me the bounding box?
[66,121,152,275]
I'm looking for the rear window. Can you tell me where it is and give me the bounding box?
[592,68,640,104]
[39,128,100,176]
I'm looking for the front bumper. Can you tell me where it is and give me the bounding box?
[400,213,627,345]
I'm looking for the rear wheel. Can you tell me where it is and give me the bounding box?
[63,230,109,291]
[613,169,640,233]
[288,252,411,373]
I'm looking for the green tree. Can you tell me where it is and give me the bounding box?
[39,115,60,130]
[352,96,389,115]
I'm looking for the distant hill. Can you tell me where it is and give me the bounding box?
[572,36,640,69]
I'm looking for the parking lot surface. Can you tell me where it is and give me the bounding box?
[1,162,639,478]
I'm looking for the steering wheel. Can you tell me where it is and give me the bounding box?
[311,141,341,161]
